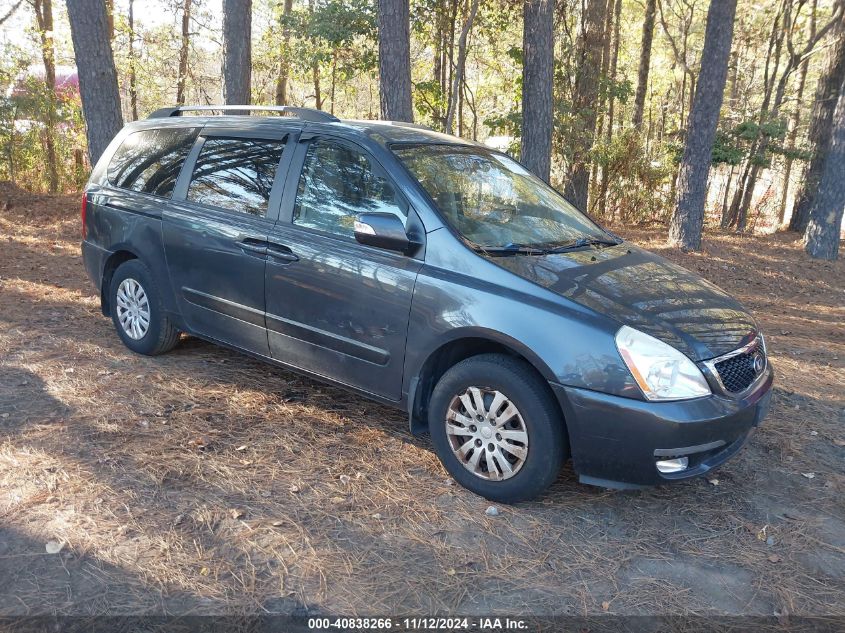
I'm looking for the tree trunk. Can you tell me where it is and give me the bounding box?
[330,50,337,116]
[778,0,817,226]
[447,2,456,121]
[598,0,622,217]
[378,0,414,122]
[465,77,478,140]
[128,0,138,120]
[176,0,192,105]
[274,0,294,106]
[778,60,809,225]
[66,0,124,165]
[458,73,465,136]
[33,0,58,193]
[736,6,820,230]
[74,148,84,187]
[589,0,614,210]
[563,0,608,210]
[632,0,656,130]
[725,9,784,229]
[728,47,738,104]
[658,0,696,131]
[8,105,17,182]
[433,0,443,124]
[307,0,322,109]
[445,0,479,135]
[790,6,845,232]
[312,66,322,109]
[720,164,736,225]
[520,0,555,181]
[669,0,738,251]
[804,81,845,260]
[222,0,252,105]
[104,0,114,40]
[733,0,842,231]
[606,0,622,135]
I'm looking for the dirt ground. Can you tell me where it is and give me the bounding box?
[0,182,843,622]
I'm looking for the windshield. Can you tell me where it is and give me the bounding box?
[393,144,613,250]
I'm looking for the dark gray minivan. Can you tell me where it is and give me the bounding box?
[81,105,773,502]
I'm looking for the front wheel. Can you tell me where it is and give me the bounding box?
[428,354,567,503]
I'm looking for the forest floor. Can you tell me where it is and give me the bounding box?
[0,183,843,623]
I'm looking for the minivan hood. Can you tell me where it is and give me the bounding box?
[487,244,757,362]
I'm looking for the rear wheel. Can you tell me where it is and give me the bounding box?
[109,260,180,356]
[428,353,567,503]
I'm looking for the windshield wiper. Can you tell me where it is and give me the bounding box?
[544,236,622,253]
[474,236,621,256]
[473,242,548,256]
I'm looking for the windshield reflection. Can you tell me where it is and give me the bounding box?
[393,144,614,250]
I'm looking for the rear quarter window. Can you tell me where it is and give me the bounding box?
[107,127,199,198]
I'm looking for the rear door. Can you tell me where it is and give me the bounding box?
[163,128,296,355]
[264,135,423,400]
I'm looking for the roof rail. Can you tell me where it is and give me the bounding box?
[147,105,340,123]
[382,120,437,132]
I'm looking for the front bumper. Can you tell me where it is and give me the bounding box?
[550,365,774,488]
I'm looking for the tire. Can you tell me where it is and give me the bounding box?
[109,259,180,356]
[428,353,567,503]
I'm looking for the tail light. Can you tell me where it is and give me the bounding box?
[81,190,88,239]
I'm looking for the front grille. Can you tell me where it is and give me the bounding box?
[714,350,763,393]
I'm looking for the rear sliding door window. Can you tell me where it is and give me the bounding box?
[186,137,287,217]
[108,127,199,198]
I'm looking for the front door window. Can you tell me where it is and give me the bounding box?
[292,140,407,237]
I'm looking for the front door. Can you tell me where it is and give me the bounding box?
[163,131,293,355]
[265,137,422,400]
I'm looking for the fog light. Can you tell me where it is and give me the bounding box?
[656,456,689,474]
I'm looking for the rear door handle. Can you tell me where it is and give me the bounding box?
[266,243,299,263]
[237,238,268,257]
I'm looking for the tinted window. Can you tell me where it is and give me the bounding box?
[186,137,287,216]
[293,140,406,238]
[394,144,607,249]
[108,127,198,198]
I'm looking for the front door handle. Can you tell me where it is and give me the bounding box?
[237,238,268,257]
[266,243,299,263]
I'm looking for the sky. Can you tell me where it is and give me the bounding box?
[0,0,224,60]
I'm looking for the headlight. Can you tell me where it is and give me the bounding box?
[615,325,711,401]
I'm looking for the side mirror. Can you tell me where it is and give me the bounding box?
[354,212,411,253]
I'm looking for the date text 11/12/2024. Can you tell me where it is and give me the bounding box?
[307,617,529,630]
